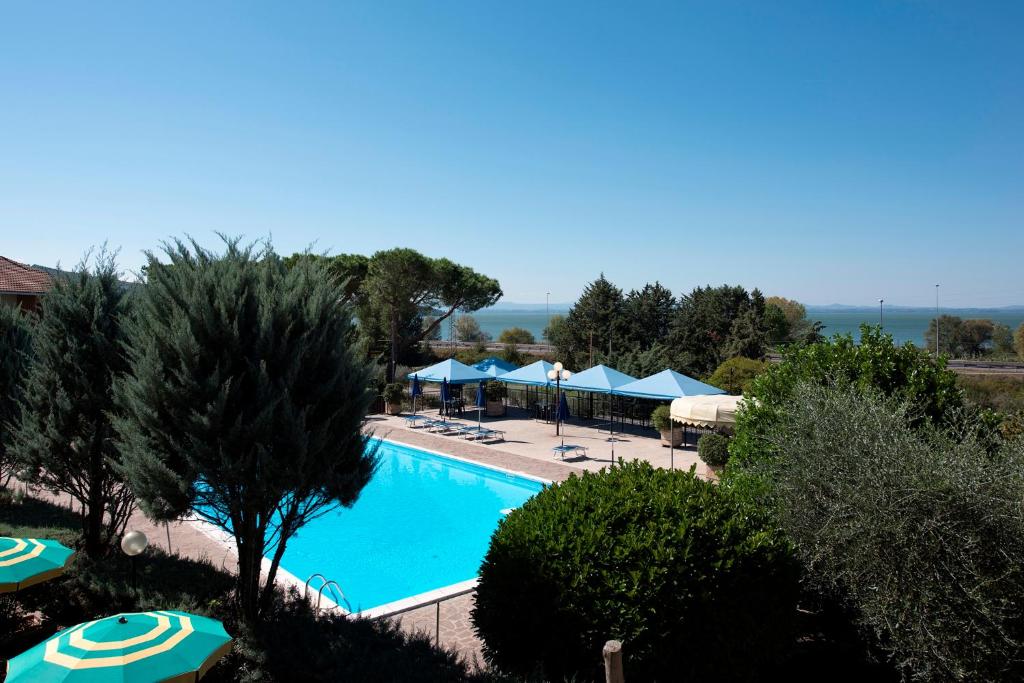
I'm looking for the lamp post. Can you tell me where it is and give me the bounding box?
[121,530,148,591]
[879,298,884,329]
[547,362,572,436]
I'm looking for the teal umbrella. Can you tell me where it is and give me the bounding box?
[0,537,75,593]
[5,610,232,682]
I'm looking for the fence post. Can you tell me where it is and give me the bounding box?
[603,640,624,683]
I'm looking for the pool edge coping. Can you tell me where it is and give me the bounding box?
[184,435,551,616]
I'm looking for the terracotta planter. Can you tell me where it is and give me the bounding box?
[386,403,403,416]
[659,429,683,448]
[486,400,506,417]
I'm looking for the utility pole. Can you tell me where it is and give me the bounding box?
[546,292,550,342]
[935,284,940,356]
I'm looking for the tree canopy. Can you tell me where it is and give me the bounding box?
[11,254,135,557]
[0,305,34,488]
[498,326,535,345]
[288,249,501,381]
[114,238,378,624]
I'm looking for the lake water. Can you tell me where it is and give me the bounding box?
[468,307,1024,348]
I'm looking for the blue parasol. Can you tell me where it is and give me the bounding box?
[474,381,486,427]
[411,375,422,415]
[557,391,570,422]
[440,378,450,417]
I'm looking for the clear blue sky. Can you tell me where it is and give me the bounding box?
[2,2,1022,307]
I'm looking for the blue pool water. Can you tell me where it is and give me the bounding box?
[277,439,544,612]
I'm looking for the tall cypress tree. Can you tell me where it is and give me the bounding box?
[0,304,34,489]
[113,238,378,625]
[11,254,135,556]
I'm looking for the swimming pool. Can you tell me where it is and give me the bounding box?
[275,438,545,612]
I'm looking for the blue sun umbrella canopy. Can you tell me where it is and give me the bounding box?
[560,364,637,393]
[5,610,232,683]
[0,537,75,593]
[410,375,422,397]
[473,357,518,378]
[475,381,487,408]
[440,378,451,403]
[406,358,491,385]
[495,360,556,387]
[613,369,726,400]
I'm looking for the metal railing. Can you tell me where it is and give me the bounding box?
[371,585,477,647]
[303,573,352,614]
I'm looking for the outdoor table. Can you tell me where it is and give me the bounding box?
[552,444,587,460]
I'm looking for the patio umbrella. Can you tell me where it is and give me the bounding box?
[439,378,450,417]
[556,391,570,423]
[0,537,75,593]
[474,381,486,428]
[4,609,232,682]
[410,374,422,415]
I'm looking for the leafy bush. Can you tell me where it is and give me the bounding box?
[484,381,506,402]
[760,381,1024,682]
[731,325,965,465]
[650,404,672,432]
[707,356,767,395]
[497,327,535,345]
[383,382,405,404]
[698,433,730,466]
[472,461,799,682]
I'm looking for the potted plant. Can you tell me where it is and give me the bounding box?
[383,383,405,415]
[651,405,683,447]
[698,432,730,478]
[485,381,507,417]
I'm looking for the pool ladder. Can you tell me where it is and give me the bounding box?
[303,573,353,615]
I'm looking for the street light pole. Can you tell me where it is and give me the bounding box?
[879,298,884,329]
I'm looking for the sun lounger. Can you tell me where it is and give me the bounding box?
[427,420,463,434]
[458,425,505,442]
[552,444,585,458]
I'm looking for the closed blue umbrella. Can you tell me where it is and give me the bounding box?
[411,375,422,415]
[557,391,570,422]
[440,378,450,417]
[474,381,486,428]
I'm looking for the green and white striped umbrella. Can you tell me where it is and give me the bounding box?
[0,536,75,593]
[4,610,232,683]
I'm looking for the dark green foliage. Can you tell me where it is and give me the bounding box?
[383,382,405,404]
[472,461,799,682]
[484,380,507,402]
[698,433,730,467]
[497,327,535,345]
[731,325,965,464]
[707,356,768,395]
[759,382,1024,682]
[619,282,676,350]
[113,237,378,625]
[553,274,626,369]
[10,253,135,557]
[0,305,33,487]
[667,285,769,376]
[650,404,672,432]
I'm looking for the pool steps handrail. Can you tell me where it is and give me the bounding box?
[303,573,353,614]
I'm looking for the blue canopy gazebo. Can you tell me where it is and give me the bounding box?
[615,369,726,467]
[495,360,557,414]
[473,357,518,378]
[613,369,725,400]
[406,358,492,385]
[560,365,638,433]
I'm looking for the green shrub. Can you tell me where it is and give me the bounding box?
[650,404,672,432]
[731,325,965,465]
[698,433,730,466]
[760,382,1024,681]
[707,356,767,395]
[484,380,506,402]
[498,327,535,345]
[472,461,799,681]
[383,382,405,404]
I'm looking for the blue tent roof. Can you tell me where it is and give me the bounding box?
[473,357,519,378]
[407,358,492,385]
[613,369,726,400]
[495,360,556,387]
[560,364,637,393]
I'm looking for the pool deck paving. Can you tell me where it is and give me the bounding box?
[24,409,711,670]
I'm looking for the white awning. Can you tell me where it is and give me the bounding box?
[670,395,744,428]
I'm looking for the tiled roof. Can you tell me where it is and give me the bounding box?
[0,256,53,295]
